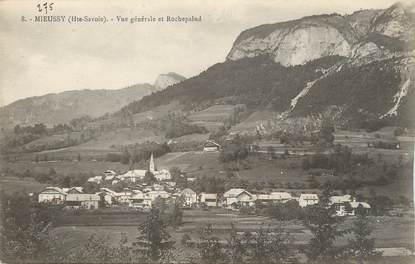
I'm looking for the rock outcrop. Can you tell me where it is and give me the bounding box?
[227,3,414,66]
[154,72,186,91]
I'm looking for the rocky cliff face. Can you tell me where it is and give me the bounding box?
[227,3,414,66]
[154,72,186,90]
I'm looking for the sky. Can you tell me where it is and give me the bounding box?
[0,0,403,106]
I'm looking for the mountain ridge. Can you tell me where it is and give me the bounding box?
[0,72,186,128]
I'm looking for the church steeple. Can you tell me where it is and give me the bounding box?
[149,152,155,172]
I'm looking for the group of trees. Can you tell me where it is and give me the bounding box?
[165,119,207,139]
[302,145,371,174]
[11,167,92,187]
[219,135,249,166]
[105,142,170,166]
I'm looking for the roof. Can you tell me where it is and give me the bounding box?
[256,194,272,200]
[120,170,147,178]
[41,187,67,195]
[350,201,371,209]
[62,187,83,193]
[88,176,103,182]
[130,193,151,200]
[224,188,252,198]
[66,194,100,201]
[181,188,196,195]
[269,192,292,200]
[200,193,217,199]
[116,192,132,197]
[100,187,117,194]
[299,193,319,200]
[204,140,221,147]
[329,195,353,204]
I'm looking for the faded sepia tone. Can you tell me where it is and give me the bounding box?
[0,1,414,264]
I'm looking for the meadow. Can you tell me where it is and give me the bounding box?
[48,208,415,261]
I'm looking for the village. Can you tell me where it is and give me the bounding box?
[37,148,371,218]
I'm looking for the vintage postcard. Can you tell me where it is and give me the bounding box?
[0,0,414,263]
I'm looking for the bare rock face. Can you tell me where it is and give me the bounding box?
[227,3,414,66]
[371,2,414,41]
[154,72,186,90]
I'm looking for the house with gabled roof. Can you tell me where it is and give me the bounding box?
[329,195,371,216]
[223,188,256,207]
[180,188,197,207]
[38,187,67,204]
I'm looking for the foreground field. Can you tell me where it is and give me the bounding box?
[49,208,414,261]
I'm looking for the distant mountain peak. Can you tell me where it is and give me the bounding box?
[154,72,186,90]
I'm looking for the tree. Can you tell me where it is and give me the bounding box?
[226,223,245,264]
[318,120,335,147]
[198,224,226,264]
[0,192,52,263]
[303,204,345,263]
[242,226,292,264]
[167,197,184,227]
[346,214,380,263]
[303,183,345,263]
[134,208,174,262]
[369,195,393,216]
[143,171,157,185]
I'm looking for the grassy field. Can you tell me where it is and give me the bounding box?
[75,127,165,150]
[0,176,48,194]
[187,104,240,131]
[155,151,221,173]
[0,160,130,176]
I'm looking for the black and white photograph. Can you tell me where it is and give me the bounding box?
[0,0,414,263]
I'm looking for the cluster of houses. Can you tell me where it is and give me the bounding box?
[37,184,370,216]
[37,150,370,216]
[87,153,172,185]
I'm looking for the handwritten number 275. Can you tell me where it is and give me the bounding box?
[37,2,54,14]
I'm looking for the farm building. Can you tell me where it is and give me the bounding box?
[223,188,256,207]
[129,193,152,209]
[203,140,221,152]
[329,195,371,216]
[198,193,219,207]
[65,194,100,209]
[298,193,319,207]
[38,187,67,204]
[256,192,293,204]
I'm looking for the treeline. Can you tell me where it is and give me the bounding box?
[118,55,343,115]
